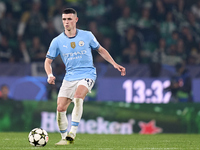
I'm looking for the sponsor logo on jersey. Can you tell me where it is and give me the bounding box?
[79,41,84,46]
[71,42,76,49]
[63,50,87,57]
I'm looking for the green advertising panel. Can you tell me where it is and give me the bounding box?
[1,100,200,134]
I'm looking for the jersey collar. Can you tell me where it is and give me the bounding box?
[63,29,79,39]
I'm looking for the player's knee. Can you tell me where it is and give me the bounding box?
[57,105,66,112]
[74,93,85,99]
[74,96,82,99]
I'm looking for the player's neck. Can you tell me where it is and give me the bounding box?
[65,28,77,38]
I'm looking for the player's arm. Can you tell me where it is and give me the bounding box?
[44,57,56,84]
[97,45,126,76]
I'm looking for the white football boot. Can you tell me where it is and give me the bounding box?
[55,139,69,145]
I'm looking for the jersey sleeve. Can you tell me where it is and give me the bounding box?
[89,32,100,50]
[46,38,60,59]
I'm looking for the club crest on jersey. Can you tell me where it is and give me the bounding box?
[71,42,76,49]
[79,41,84,46]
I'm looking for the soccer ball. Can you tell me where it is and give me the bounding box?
[28,128,49,147]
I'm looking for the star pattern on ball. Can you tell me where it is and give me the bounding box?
[33,139,40,146]
[28,128,48,147]
[138,120,162,134]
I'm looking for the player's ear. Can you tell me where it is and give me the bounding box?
[76,17,78,23]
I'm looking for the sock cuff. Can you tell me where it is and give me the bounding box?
[57,111,67,117]
[71,121,79,126]
[73,98,83,104]
[60,129,67,133]
[57,111,66,114]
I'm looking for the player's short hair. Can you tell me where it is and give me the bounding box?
[62,8,77,16]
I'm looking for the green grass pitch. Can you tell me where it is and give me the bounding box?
[0,132,200,150]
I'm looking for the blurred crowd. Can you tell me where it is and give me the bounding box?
[0,0,200,66]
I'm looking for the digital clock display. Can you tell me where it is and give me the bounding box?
[97,78,172,103]
[122,79,171,103]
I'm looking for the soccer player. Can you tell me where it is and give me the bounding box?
[44,8,126,145]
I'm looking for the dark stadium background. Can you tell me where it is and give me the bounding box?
[0,0,200,134]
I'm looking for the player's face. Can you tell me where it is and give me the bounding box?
[62,13,78,31]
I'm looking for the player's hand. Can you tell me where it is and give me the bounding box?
[47,74,56,85]
[114,64,126,76]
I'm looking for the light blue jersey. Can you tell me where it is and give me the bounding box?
[46,29,100,81]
